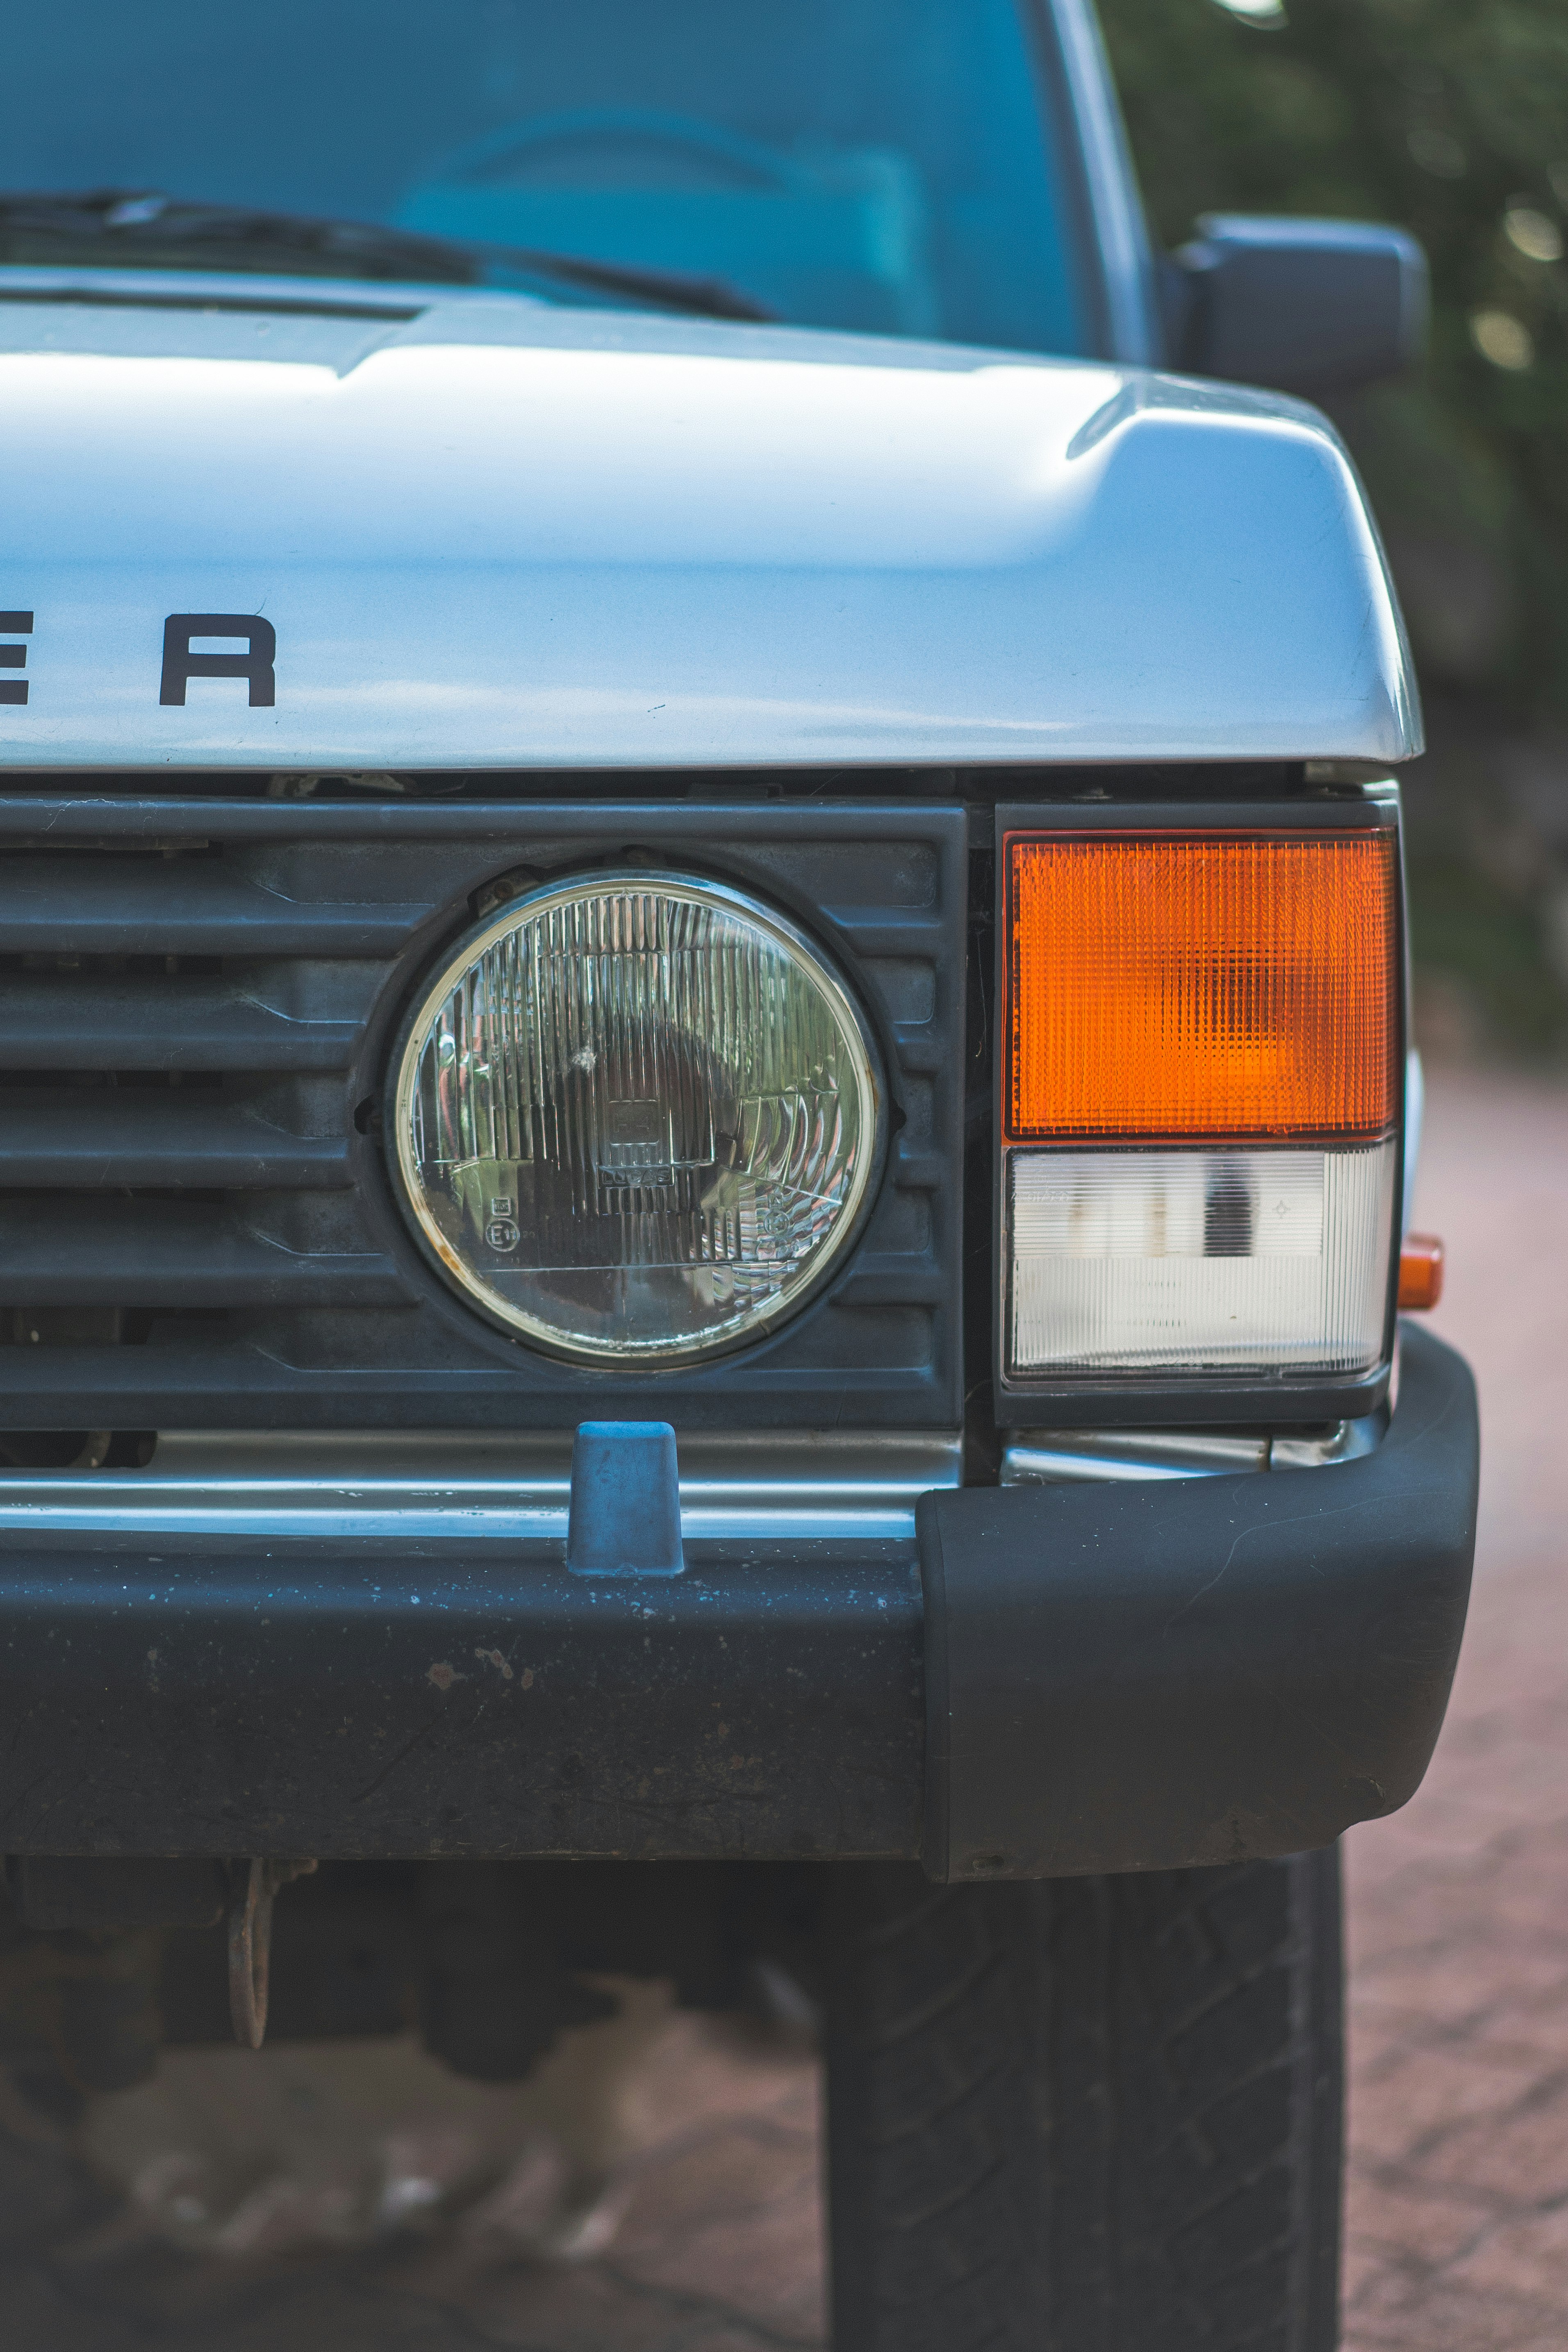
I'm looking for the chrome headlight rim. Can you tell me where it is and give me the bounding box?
[385,867,888,1366]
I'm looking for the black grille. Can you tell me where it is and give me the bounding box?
[0,797,966,1429]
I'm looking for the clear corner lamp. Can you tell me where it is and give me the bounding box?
[1002,829,1401,1379]
[391,874,882,1363]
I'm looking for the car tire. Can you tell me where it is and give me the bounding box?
[823,1849,1343,2351]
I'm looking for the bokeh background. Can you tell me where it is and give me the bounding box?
[1099,0,1568,1059]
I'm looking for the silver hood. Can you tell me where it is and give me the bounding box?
[0,272,1418,772]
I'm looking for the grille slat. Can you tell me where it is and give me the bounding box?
[0,857,428,957]
[0,968,382,1070]
[0,1092,350,1190]
[0,1198,407,1307]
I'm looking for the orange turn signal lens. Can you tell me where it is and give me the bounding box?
[1398,1234,1444,1311]
[1006,831,1399,1141]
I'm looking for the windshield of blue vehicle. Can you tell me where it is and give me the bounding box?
[1,0,1092,355]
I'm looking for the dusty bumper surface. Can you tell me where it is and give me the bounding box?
[0,1329,1475,1869]
[0,1545,925,1860]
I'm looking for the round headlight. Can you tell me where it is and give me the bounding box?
[390,872,883,1363]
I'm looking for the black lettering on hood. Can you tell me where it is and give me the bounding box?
[161,614,276,708]
[0,610,31,707]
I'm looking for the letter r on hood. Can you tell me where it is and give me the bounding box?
[161,615,277,708]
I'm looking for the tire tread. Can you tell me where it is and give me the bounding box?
[825,1853,1342,2351]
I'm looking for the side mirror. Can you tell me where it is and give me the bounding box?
[1167,214,1429,398]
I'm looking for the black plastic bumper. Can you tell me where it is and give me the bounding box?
[922,1324,1479,1878]
[0,1326,1475,1878]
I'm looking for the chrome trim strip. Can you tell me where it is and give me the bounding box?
[1001,1414,1387,1485]
[1001,1432,1269,1484]
[1402,1048,1424,1236]
[0,1430,963,1546]
[1270,1416,1386,1472]
[0,1416,1390,1529]
[0,1496,916,1544]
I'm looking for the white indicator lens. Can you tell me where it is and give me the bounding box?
[1009,1143,1395,1374]
[392,874,881,1363]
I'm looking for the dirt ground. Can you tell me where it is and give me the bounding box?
[0,1064,1561,2350]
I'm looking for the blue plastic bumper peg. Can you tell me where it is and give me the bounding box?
[567,1421,685,1578]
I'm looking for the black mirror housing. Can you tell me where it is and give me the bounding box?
[1168,214,1429,398]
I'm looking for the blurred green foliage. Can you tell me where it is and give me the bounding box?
[1404,850,1568,1050]
[1096,0,1568,715]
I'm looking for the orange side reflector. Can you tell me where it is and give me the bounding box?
[1398,1234,1444,1311]
[1007,832,1399,1140]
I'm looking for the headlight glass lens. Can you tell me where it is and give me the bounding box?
[391,873,882,1362]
